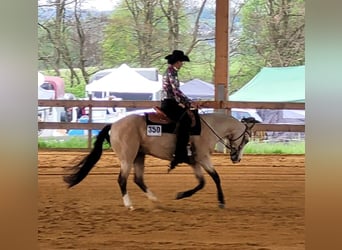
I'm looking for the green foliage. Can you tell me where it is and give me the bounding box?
[38,0,305,95]
[38,136,111,149]
[177,43,215,83]
[65,83,86,98]
[38,24,56,70]
[239,0,305,66]
[243,141,305,154]
[38,19,82,71]
[41,68,88,98]
[229,0,305,88]
[101,0,214,78]
[102,8,140,67]
[229,56,263,93]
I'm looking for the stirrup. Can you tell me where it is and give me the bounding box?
[187,155,196,165]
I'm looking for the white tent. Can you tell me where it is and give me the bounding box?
[86,64,162,99]
[180,78,214,100]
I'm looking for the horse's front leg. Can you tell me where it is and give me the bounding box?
[175,163,205,200]
[206,168,225,208]
[200,158,225,208]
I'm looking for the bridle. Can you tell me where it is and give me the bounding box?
[228,126,251,155]
[200,117,252,152]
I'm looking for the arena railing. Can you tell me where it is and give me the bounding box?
[38,99,305,149]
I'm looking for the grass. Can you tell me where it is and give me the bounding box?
[38,136,305,154]
[243,141,305,154]
[38,136,111,149]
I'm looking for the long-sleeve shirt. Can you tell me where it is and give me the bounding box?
[161,65,191,106]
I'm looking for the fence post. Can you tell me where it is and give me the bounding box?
[87,94,93,149]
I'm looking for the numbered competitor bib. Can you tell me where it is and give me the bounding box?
[147,125,162,136]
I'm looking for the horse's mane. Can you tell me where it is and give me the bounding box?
[200,112,239,123]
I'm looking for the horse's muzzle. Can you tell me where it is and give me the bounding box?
[232,158,241,164]
[230,149,241,163]
[230,154,241,163]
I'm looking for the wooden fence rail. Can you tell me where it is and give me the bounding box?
[38,100,305,110]
[38,100,305,148]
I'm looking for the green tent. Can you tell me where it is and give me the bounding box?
[229,66,305,103]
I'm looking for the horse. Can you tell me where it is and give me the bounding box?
[63,112,259,210]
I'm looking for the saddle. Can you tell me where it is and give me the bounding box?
[145,106,201,135]
[147,106,172,124]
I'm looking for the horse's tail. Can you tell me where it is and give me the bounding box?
[63,124,111,188]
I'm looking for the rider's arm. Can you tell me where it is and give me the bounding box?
[167,68,192,107]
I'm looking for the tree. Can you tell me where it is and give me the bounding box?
[102,0,215,81]
[102,0,166,67]
[244,0,304,66]
[38,0,110,85]
[38,0,305,91]
[230,0,305,91]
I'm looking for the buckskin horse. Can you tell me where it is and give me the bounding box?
[63,111,259,210]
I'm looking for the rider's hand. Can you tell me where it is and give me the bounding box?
[178,103,186,108]
[190,102,199,109]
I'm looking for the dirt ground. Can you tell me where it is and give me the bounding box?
[38,150,305,250]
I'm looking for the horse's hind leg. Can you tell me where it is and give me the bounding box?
[118,161,134,210]
[133,153,158,202]
[176,163,205,200]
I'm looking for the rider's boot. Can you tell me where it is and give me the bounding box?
[167,147,195,173]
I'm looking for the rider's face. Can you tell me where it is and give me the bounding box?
[174,61,184,69]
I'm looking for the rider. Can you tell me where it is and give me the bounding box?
[160,50,195,171]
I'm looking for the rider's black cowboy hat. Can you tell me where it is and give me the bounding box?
[165,50,190,64]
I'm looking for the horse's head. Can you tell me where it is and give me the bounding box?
[228,117,260,163]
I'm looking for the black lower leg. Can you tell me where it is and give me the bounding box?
[134,175,147,193]
[118,172,128,196]
[176,178,205,199]
[208,170,225,205]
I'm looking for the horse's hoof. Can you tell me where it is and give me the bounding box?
[175,192,184,200]
[167,166,175,173]
[128,206,135,211]
[218,203,225,209]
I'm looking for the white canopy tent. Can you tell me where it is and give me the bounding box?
[86,64,162,100]
[180,78,214,100]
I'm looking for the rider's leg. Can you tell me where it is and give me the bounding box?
[169,113,193,170]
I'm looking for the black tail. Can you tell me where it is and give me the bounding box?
[63,124,111,188]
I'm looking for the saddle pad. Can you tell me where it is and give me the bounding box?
[190,110,201,135]
[144,109,201,135]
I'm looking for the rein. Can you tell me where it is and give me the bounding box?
[199,116,249,151]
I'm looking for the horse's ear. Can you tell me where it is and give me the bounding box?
[241,117,261,124]
[241,117,260,130]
